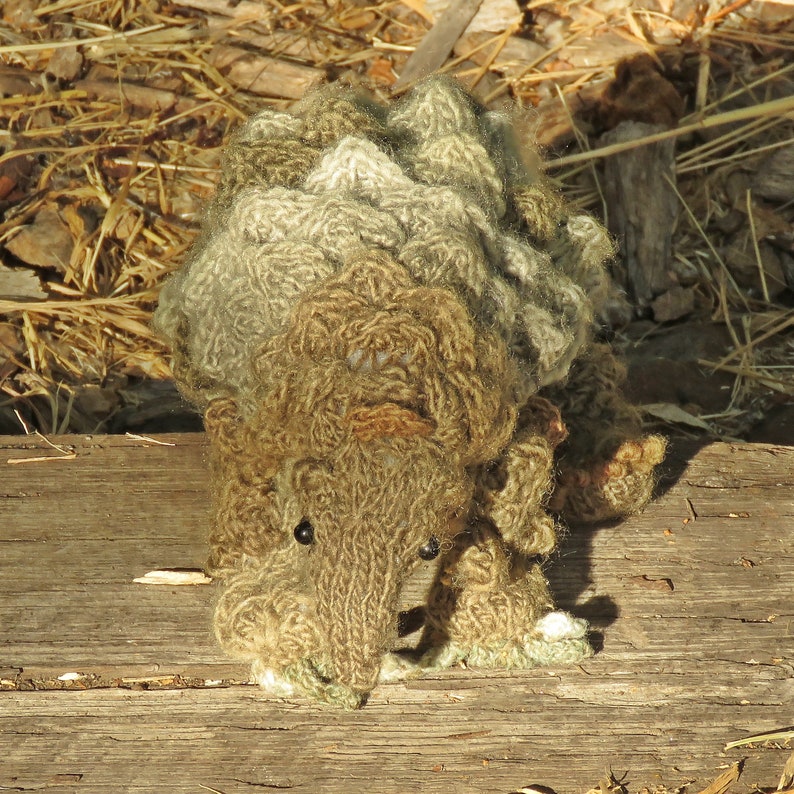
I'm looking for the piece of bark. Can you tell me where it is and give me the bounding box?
[650,285,695,323]
[601,121,678,307]
[0,64,40,97]
[171,0,272,21]
[426,0,520,33]
[751,143,794,203]
[564,30,648,70]
[206,44,323,100]
[4,208,74,272]
[46,46,83,81]
[393,0,483,91]
[206,20,325,63]
[0,266,47,300]
[74,79,202,115]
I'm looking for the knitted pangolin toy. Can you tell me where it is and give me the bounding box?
[154,77,665,708]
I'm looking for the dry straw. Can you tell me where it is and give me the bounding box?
[0,0,792,435]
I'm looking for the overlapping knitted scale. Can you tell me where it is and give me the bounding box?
[403,133,507,217]
[230,187,406,259]
[386,77,482,141]
[237,109,302,142]
[303,136,413,196]
[295,93,384,148]
[155,78,604,409]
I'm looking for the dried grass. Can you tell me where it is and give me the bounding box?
[0,0,792,435]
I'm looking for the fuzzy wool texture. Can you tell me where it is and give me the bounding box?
[154,77,665,708]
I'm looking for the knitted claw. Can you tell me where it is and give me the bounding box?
[419,522,593,669]
[421,610,592,672]
[476,396,567,556]
[550,433,667,523]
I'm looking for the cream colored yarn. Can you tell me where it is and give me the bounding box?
[154,77,664,708]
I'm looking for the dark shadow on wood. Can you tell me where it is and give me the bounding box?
[545,435,708,639]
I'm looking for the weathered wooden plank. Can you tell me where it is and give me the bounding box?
[1,434,792,793]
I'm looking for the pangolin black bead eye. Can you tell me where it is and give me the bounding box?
[418,535,440,561]
[293,520,315,545]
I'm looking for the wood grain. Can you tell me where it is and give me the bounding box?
[602,120,678,306]
[1,434,792,793]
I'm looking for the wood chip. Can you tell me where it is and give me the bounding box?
[696,761,743,794]
[0,63,40,96]
[454,32,547,76]
[0,266,47,300]
[133,569,212,586]
[73,78,202,115]
[651,285,696,323]
[172,0,272,21]
[426,0,520,33]
[751,144,794,203]
[207,44,324,100]
[393,0,483,91]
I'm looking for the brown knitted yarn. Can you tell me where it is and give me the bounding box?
[154,76,664,707]
[544,343,667,523]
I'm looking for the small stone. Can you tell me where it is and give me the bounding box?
[650,285,695,323]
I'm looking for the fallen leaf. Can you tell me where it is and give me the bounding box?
[642,403,715,432]
[4,207,74,271]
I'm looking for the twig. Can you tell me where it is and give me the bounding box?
[0,23,166,55]
[393,0,483,91]
[545,94,794,169]
[7,410,78,464]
